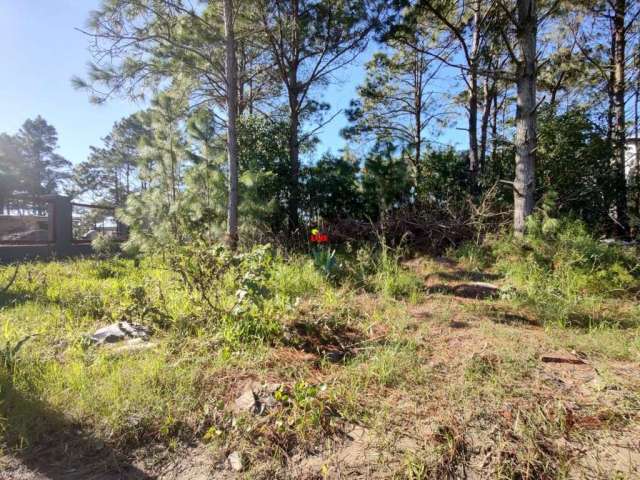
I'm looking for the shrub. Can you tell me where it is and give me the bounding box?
[167,243,284,345]
[492,210,640,327]
[91,233,120,257]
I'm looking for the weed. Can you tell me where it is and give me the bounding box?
[492,215,640,328]
[371,255,423,300]
[448,242,493,272]
[492,403,572,479]
[311,247,340,280]
[464,352,499,381]
[360,340,424,388]
[404,423,470,479]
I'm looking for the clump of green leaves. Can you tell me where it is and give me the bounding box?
[493,201,640,327]
[167,243,282,345]
[91,233,120,257]
[311,247,340,280]
[273,381,335,441]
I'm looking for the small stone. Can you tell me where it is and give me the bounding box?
[227,451,243,472]
[90,321,150,344]
[234,388,258,413]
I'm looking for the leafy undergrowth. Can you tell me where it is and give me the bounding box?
[0,237,639,479]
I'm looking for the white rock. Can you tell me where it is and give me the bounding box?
[234,388,258,413]
[90,321,150,344]
[227,451,244,472]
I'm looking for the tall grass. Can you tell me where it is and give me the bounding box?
[1,245,412,448]
[491,214,640,328]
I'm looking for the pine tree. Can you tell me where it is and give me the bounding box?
[14,116,71,197]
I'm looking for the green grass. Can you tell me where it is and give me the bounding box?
[489,216,640,329]
[1,230,639,478]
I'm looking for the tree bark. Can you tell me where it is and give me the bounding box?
[607,28,616,145]
[468,7,481,193]
[414,47,423,187]
[468,69,479,192]
[611,0,628,234]
[288,95,300,232]
[479,75,494,173]
[286,0,301,232]
[513,0,537,237]
[635,59,639,216]
[223,0,239,249]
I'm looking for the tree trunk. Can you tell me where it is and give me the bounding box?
[414,48,423,188]
[635,60,639,216]
[468,7,481,193]
[286,0,301,232]
[114,167,120,206]
[468,72,479,193]
[288,98,300,231]
[607,29,616,144]
[491,90,498,161]
[611,0,628,234]
[479,76,493,173]
[414,112,422,188]
[223,0,239,250]
[513,0,537,237]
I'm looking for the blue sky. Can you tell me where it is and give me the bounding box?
[0,1,141,164]
[0,0,464,166]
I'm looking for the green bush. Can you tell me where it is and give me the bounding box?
[493,211,640,327]
[91,233,120,257]
[167,243,290,346]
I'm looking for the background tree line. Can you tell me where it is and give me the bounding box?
[2,0,640,249]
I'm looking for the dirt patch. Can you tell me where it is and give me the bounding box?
[288,424,383,478]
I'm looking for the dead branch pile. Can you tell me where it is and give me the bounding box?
[326,185,511,253]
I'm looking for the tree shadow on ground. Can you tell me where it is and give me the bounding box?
[432,270,502,283]
[426,282,500,300]
[478,305,539,327]
[0,290,39,309]
[1,379,152,480]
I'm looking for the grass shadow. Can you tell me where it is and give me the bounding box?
[433,270,502,283]
[1,379,153,480]
[478,304,539,326]
[0,290,37,309]
[427,283,500,300]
